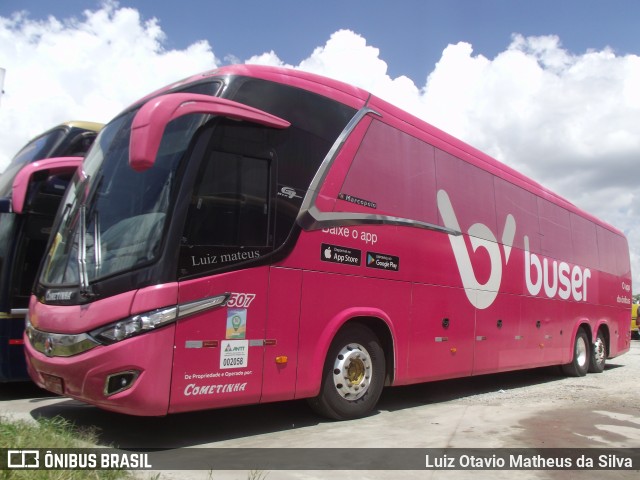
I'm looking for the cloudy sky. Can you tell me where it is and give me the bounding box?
[0,0,639,291]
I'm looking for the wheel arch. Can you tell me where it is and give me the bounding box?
[297,307,397,399]
[348,316,396,386]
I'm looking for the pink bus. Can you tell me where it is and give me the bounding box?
[24,65,632,419]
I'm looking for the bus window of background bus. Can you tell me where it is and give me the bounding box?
[0,130,67,198]
[40,113,200,287]
[9,128,66,167]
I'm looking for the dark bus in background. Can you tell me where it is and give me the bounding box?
[0,121,103,381]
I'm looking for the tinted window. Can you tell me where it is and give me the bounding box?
[57,130,98,157]
[9,128,66,167]
[178,77,356,278]
[184,151,271,247]
[0,129,67,197]
[178,80,223,97]
[228,77,356,245]
[179,119,274,277]
[339,119,438,223]
[537,198,572,262]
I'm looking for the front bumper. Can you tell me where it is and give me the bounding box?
[24,324,175,416]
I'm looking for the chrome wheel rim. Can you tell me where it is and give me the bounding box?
[593,336,606,366]
[576,335,588,368]
[332,342,372,400]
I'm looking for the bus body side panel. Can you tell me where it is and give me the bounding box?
[261,266,302,404]
[169,268,269,413]
[609,234,632,357]
[520,294,565,366]
[473,292,524,375]
[313,103,631,382]
[606,302,631,358]
[295,269,409,399]
[409,283,474,382]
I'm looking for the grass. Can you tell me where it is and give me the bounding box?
[1,415,269,480]
[0,415,131,480]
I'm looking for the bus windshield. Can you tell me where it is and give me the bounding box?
[41,111,203,287]
[10,129,67,167]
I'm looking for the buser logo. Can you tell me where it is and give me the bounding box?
[437,189,591,309]
[437,190,514,310]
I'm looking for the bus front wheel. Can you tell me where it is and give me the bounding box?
[308,324,385,420]
[561,329,590,377]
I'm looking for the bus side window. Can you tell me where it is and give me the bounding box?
[338,119,437,224]
[65,132,98,157]
[184,150,271,248]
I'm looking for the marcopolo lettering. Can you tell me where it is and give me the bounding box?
[338,193,377,209]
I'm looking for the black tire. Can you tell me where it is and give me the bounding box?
[561,329,590,377]
[588,330,607,373]
[308,324,385,420]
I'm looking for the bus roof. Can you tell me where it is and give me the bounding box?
[132,64,371,112]
[20,121,103,146]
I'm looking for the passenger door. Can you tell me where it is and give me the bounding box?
[169,119,276,413]
[170,267,269,413]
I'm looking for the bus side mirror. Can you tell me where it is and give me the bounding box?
[11,157,82,214]
[129,93,290,172]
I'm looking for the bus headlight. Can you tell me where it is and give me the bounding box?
[25,313,33,342]
[91,306,177,344]
[90,293,229,345]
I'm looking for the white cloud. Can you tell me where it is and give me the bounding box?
[0,1,217,166]
[263,30,640,291]
[0,6,638,292]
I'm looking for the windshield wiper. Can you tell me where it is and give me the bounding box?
[77,204,90,295]
[93,211,102,275]
[77,204,98,299]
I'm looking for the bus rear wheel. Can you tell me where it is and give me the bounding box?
[308,324,385,420]
[561,329,590,377]
[588,330,607,374]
